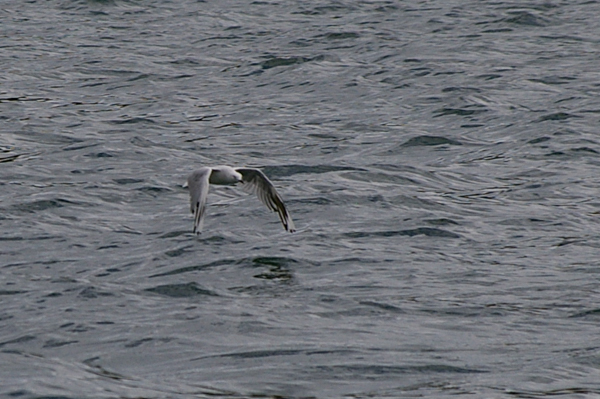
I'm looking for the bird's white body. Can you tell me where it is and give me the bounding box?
[187,166,295,234]
[207,165,242,185]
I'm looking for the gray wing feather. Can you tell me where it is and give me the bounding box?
[187,167,211,234]
[236,168,296,232]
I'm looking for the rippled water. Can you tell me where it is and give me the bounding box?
[2,0,600,397]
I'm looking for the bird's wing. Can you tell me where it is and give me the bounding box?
[187,168,211,234]
[236,168,295,232]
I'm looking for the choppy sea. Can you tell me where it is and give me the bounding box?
[2,1,600,397]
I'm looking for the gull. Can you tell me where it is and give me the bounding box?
[187,166,295,234]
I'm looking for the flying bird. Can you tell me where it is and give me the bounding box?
[187,166,295,234]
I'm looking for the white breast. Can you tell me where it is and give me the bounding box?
[209,166,242,185]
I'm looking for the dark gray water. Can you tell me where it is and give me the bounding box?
[2,0,600,397]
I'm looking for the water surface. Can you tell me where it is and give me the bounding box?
[1,0,600,397]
